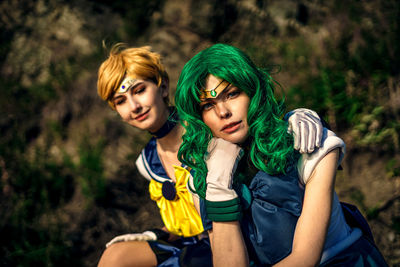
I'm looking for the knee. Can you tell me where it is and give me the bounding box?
[97,242,157,267]
[97,244,126,267]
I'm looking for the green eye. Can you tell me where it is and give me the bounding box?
[201,102,213,111]
[227,90,240,98]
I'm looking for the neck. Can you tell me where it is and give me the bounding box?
[156,123,184,153]
[149,107,178,139]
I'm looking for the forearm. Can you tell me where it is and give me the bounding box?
[204,138,249,266]
[274,149,339,267]
[209,221,249,267]
[273,190,331,267]
[273,254,318,267]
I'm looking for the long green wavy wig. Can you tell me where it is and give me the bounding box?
[175,44,295,198]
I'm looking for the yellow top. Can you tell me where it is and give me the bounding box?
[149,165,204,237]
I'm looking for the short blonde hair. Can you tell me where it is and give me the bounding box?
[97,44,169,109]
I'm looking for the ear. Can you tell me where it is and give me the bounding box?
[160,79,169,98]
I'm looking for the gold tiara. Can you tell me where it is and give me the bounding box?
[118,77,137,93]
[199,80,230,100]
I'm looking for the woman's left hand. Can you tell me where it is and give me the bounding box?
[286,108,323,153]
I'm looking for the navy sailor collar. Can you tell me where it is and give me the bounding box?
[140,137,192,183]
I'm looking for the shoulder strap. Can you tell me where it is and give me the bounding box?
[297,128,346,184]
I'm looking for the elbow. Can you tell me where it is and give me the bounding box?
[279,249,322,267]
[307,256,322,267]
[296,247,323,267]
[301,253,322,267]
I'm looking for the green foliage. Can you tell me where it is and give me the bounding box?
[47,120,68,140]
[366,206,381,220]
[349,188,380,220]
[0,64,92,267]
[392,216,400,234]
[0,118,106,266]
[288,68,366,131]
[77,136,107,204]
[13,149,74,210]
[275,0,400,153]
[0,144,80,266]
[350,187,366,211]
[89,0,165,38]
[351,106,400,151]
[0,120,109,266]
[386,159,400,178]
[3,223,78,267]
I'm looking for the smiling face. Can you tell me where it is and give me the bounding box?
[112,77,169,132]
[200,74,250,144]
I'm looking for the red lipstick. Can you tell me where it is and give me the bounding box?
[221,121,241,133]
[135,110,149,121]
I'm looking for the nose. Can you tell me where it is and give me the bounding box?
[127,94,141,113]
[215,102,231,119]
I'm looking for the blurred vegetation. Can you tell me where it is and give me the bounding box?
[88,0,165,38]
[78,136,107,205]
[242,1,400,151]
[0,0,399,265]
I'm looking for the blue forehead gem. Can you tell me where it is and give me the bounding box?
[122,85,125,89]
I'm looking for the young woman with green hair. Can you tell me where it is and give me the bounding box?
[175,43,388,266]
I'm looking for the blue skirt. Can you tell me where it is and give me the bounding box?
[148,236,212,267]
[319,235,388,267]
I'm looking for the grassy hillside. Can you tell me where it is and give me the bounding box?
[0,0,399,265]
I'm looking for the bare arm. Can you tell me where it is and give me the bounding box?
[192,188,249,267]
[274,149,339,267]
[195,138,250,267]
[209,222,249,267]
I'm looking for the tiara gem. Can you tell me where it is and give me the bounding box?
[200,80,230,100]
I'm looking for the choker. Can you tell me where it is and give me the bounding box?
[150,107,179,139]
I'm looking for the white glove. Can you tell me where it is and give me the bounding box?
[204,138,244,222]
[105,231,157,248]
[285,108,323,153]
[205,138,243,202]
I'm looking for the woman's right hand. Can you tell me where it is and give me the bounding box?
[205,139,249,266]
[205,138,243,203]
[105,231,157,248]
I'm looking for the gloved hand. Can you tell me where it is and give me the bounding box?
[285,108,323,153]
[205,138,244,222]
[105,229,169,248]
